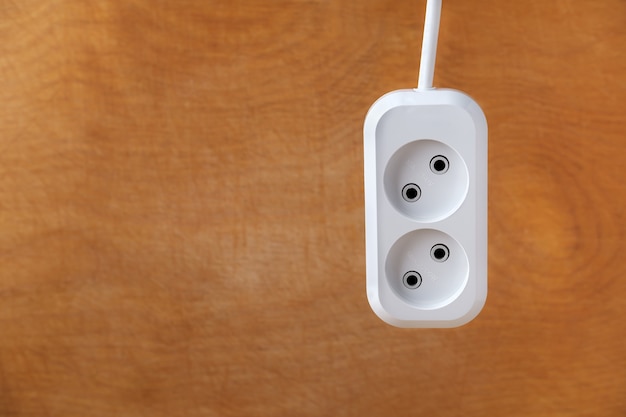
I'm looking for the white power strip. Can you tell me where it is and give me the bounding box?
[363,0,488,328]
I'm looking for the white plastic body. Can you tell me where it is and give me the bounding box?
[364,88,487,328]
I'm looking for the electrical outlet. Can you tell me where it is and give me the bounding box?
[364,88,487,327]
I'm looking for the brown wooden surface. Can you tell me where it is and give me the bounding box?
[1,0,625,415]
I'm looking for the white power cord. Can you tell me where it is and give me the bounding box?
[417,0,442,90]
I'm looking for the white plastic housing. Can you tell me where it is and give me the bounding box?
[364,88,487,328]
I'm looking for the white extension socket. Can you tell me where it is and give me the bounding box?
[364,88,487,327]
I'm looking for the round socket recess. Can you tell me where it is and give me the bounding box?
[385,229,469,309]
[383,139,469,222]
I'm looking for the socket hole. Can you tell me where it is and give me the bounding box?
[403,271,422,289]
[401,183,421,202]
[430,155,449,174]
[431,244,449,262]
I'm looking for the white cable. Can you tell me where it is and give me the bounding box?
[417,0,442,90]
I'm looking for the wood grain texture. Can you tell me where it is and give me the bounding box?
[0,0,625,415]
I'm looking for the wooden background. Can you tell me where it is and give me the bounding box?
[1,0,625,415]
